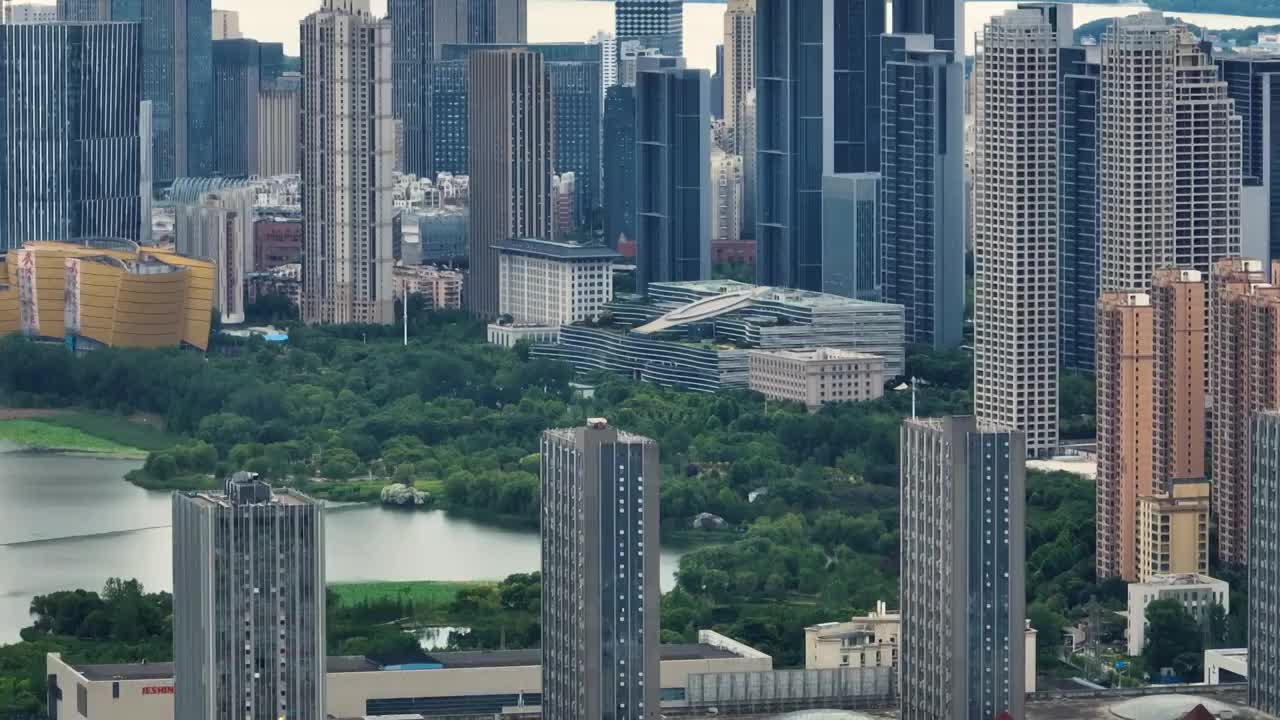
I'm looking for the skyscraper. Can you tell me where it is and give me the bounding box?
[755,0,884,290]
[211,39,261,178]
[821,172,880,301]
[300,0,395,325]
[1250,410,1280,716]
[141,0,214,184]
[636,59,711,293]
[1212,258,1280,567]
[615,0,682,58]
[973,9,1060,458]
[0,22,144,247]
[172,473,325,720]
[432,42,600,223]
[892,0,961,52]
[899,416,1025,720]
[5,3,57,21]
[1059,44,1101,373]
[722,0,753,153]
[589,29,618,88]
[1220,55,1280,266]
[741,88,755,240]
[604,84,638,248]
[879,33,965,348]
[258,74,300,176]
[541,419,660,720]
[467,48,554,317]
[389,0,527,178]
[210,8,239,38]
[1099,14,1241,294]
[172,177,255,325]
[1095,270,1208,582]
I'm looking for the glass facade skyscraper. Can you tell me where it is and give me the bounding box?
[1221,56,1280,266]
[1059,45,1100,373]
[389,0,527,178]
[0,22,143,247]
[891,0,963,52]
[755,0,884,291]
[615,0,682,57]
[636,59,711,293]
[604,84,638,247]
[433,43,601,225]
[821,172,880,301]
[133,0,214,185]
[211,39,261,178]
[879,33,965,348]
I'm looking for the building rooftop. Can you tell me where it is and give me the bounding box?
[493,237,620,261]
[72,655,380,681]
[1134,573,1224,588]
[423,643,739,670]
[750,348,884,363]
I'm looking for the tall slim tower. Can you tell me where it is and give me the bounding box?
[755,0,884,290]
[722,0,753,153]
[211,39,261,178]
[0,22,144,247]
[615,0,682,58]
[300,0,395,325]
[1250,411,1280,715]
[636,59,711,293]
[1059,45,1101,373]
[541,419,660,720]
[879,33,965,348]
[1220,56,1280,266]
[466,48,554,317]
[140,0,214,184]
[899,416,1025,720]
[973,9,1060,457]
[389,0,527,178]
[1212,258,1280,566]
[1099,14,1241,293]
[172,473,325,720]
[892,0,962,52]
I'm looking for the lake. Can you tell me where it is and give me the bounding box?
[0,451,687,643]
[218,0,1280,69]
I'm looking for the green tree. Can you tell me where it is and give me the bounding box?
[1142,599,1203,674]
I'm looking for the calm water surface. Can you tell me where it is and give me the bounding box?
[0,452,685,643]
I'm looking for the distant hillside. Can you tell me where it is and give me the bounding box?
[1073,13,1280,46]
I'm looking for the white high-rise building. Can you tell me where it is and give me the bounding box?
[1099,13,1241,293]
[710,147,743,241]
[973,9,1060,458]
[722,0,754,154]
[589,29,618,88]
[300,0,395,325]
[211,8,241,39]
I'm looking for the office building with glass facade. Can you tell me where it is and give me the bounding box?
[138,0,214,184]
[615,0,682,57]
[820,172,880,301]
[636,59,711,292]
[755,0,884,290]
[604,84,637,247]
[0,22,144,247]
[1059,44,1100,373]
[1221,55,1280,266]
[899,416,1026,720]
[879,33,965,348]
[389,0,527,178]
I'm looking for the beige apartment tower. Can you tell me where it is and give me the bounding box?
[300,0,395,325]
[973,9,1060,457]
[466,49,555,318]
[1095,270,1208,581]
[1099,13,1240,293]
[722,0,754,154]
[1211,258,1280,566]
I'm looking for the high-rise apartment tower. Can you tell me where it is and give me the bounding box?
[541,419,660,720]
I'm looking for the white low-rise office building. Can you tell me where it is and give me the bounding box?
[1127,573,1229,656]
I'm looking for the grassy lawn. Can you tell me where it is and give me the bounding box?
[49,412,182,452]
[0,419,147,457]
[329,580,494,608]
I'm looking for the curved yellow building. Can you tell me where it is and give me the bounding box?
[0,241,214,351]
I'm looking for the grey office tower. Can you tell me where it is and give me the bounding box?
[541,419,660,720]
[389,0,528,178]
[755,0,884,290]
[0,22,143,248]
[879,34,965,348]
[212,39,264,178]
[604,85,638,247]
[636,58,711,293]
[1059,45,1101,372]
[615,0,682,58]
[892,0,962,52]
[172,473,325,720]
[432,42,600,225]
[900,417,1026,720]
[55,0,141,20]
[1221,55,1280,266]
[466,49,554,317]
